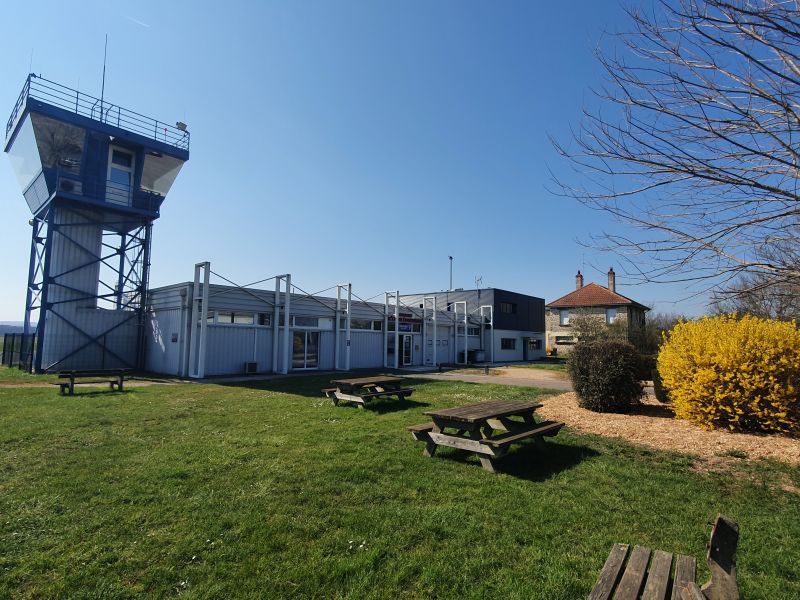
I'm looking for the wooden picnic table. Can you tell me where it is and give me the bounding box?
[408,399,564,472]
[323,375,414,408]
[55,369,130,396]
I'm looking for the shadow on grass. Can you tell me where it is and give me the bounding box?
[433,438,599,481]
[59,389,130,398]
[218,373,432,402]
[333,396,431,414]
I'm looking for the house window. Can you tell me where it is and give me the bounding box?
[528,339,542,350]
[500,302,517,314]
[501,338,516,350]
[555,335,575,345]
[257,313,271,326]
[559,309,570,326]
[606,308,617,324]
[467,327,481,336]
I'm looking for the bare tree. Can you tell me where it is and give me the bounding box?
[552,0,800,298]
[711,272,800,319]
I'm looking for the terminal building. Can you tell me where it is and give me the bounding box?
[4,74,546,377]
[145,263,546,378]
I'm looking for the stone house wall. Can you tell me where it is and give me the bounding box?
[545,306,634,354]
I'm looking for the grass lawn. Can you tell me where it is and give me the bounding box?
[1,370,798,598]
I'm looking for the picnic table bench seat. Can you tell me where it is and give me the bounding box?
[325,376,415,408]
[589,514,739,600]
[478,420,564,448]
[55,369,129,396]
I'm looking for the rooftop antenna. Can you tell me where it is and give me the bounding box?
[28,48,34,74]
[448,256,453,291]
[100,34,108,122]
[475,275,483,290]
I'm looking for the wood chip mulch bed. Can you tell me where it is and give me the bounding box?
[538,392,800,466]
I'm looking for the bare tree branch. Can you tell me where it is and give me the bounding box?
[552,0,800,298]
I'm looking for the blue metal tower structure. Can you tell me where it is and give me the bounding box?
[4,74,190,372]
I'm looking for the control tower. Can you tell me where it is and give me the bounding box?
[4,74,190,372]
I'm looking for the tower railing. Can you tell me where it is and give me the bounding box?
[6,74,190,151]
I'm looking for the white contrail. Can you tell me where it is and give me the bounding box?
[124,15,151,28]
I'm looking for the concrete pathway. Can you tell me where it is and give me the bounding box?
[411,367,573,391]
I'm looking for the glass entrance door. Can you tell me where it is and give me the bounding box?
[292,331,319,370]
[107,146,134,206]
[401,334,413,366]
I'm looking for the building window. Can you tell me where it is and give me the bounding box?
[528,338,542,350]
[501,338,516,350]
[467,326,481,336]
[500,302,517,314]
[340,318,375,330]
[606,308,617,324]
[215,311,255,325]
[555,335,575,345]
[559,309,570,326]
[206,311,215,324]
[257,313,271,326]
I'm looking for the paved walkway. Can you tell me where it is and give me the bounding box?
[414,367,573,391]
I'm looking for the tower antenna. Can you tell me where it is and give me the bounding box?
[100,34,108,122]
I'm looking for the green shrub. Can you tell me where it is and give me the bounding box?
[635,353,658,381]
[568,341,644,412]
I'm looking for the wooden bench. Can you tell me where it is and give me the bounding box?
[407,422,435,440]
[589,514,739,600]
[56,370,129,396]
[478,420,564,450]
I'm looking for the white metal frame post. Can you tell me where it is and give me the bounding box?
[345,283,352,370]
[335,287,341,371]
[454,300,468,365]
[188,261,210,379]
[282,274,291,374]
[272,276,281,373]
[334,283,352,371]
[394,290,399,369]
[383,291,400,369]
[422,296,437,366]
[480,305,494,364]
[383,292,389,368]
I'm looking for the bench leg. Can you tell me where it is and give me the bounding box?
[469,430,497,472]
[423,441,437,457]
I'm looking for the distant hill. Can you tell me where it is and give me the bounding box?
[0,322,27,335]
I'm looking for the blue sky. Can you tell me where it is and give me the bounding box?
[0,0,708,321]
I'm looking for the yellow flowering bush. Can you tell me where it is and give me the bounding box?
[657,314,800,435]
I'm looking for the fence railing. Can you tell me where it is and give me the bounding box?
[6,74,190,151]
[1,333,36,372]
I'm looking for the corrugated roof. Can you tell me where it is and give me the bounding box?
[545,282,649,310]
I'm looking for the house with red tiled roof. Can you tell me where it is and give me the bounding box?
[544,268,649,352]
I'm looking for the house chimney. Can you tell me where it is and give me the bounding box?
[575,270,584,290]
[608,267,616,293]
